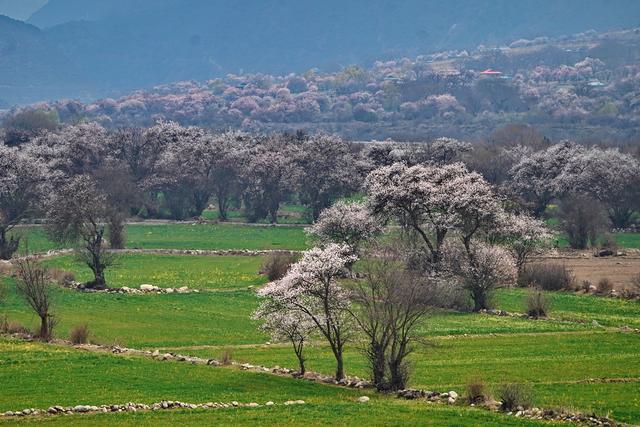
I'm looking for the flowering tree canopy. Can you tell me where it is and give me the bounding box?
[444,240,518,311]
[508,142,583,215]
[257,243,356,380]
[307,200,382,256]
[0,144,49,259]
[365,162,502,263]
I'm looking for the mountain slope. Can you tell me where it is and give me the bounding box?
[3,0,640,105]
[0,0,47,21]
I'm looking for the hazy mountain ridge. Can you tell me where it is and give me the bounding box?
[2,0,640,106]
[5,27,639,143]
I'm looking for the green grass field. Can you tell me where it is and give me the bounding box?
[2,223,640,425]
[0,339,567,427]
[42,253,267,290]
[9,222,640,255]
[10,223,309,253]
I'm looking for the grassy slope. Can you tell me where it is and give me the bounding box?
[10,223,309,253]
[0,340,560,427]
[42,254,267,290]
[2,279,600,348]
[1,283,264,348]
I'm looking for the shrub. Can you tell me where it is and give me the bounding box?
[599,233,619,252]
[596,278,614,295]
[70,324,90,344]
[466,378,489,404]
[620,274,640,299]
[525,286,550,318]
[261,253,296,281]
[47,268,76,286]
[518,263,575,291]
[0,261,13,277]
[581,280,594,293]
[0,317,29,334]
[220,350,233,365]
[497,383,533,411]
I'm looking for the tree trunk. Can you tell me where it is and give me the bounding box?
[472,288,487,312]
[0,228,20,260]
[335,354,345,381]
[371,347,387,390]
[87,230,107,290]
[217,192,229,221]
[39,315,50,341]
[192,191,210,217]
[108,214,126,249]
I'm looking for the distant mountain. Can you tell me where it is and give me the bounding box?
[27,0,176,28]
[0,0,47,21]
[3,0,640,106]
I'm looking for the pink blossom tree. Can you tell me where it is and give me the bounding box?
[257,244,356,380]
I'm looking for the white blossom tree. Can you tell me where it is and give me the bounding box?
[444,241,517,311]
[252,308,315,375]
[509,142,583,215]
[492,213,552,274]
[296,134,361,220]
[307,200,382,258]
[0,145,49,259]
[257,244,356,380]
[46,175,116,289]
[365,162,502,265]
[240,136,301,223]
[554,147,640,228]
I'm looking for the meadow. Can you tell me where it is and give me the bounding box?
[1,222,639,425]
[42,253,267,290]
[10,223,309,254]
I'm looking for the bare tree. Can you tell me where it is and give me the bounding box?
[350,243,440,391]
[14,256,56,340]
[46,175,117,289]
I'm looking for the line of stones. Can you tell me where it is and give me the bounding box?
[0,399,306,418]
[396,390,631,427]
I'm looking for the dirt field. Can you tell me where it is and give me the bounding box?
[531,253,640,290]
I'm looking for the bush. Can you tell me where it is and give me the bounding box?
[0,316,29,334]
[620,274,640,299]
[497,383,533,411]
[518,263,575,291]
[525,286,550,318]
[0,261,13,277]
[261,253,296,281]
[70,324,90,344]
[581,280,594,293]
[599,233,619,252]
[466,378,489,404]
[596,278,613,295]
[47,268,76,286]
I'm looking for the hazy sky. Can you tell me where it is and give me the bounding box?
[0,0,48,20]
